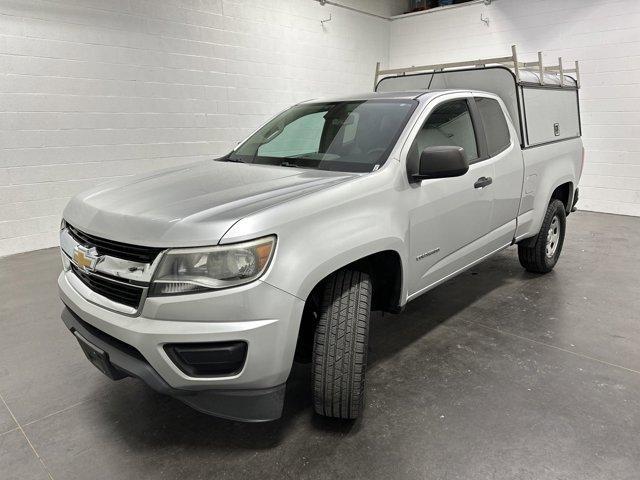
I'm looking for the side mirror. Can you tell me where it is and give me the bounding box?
[411,146,469,181]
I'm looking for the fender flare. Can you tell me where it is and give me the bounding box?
[286,237,408,304]
[529,175,575,237]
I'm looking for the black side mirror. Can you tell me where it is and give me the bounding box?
[411,146,469,181]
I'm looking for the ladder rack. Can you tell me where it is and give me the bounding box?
[374,45,580,90]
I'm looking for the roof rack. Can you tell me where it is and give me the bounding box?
[374,45,580,90]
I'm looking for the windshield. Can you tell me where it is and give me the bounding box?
[225,99,417,173]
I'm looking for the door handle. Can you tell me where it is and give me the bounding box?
[474,176,493,189]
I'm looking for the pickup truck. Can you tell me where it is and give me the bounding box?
[58,76,583,422]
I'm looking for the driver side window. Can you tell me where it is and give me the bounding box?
[409,99,478,164]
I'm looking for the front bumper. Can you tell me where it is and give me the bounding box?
[58,270,305,421]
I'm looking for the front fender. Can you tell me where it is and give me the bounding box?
[220,165,409,303]
[279,237,408,303]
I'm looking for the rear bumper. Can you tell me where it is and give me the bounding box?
[62,307,286,422]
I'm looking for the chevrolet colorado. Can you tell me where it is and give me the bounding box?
[59,83,582,422]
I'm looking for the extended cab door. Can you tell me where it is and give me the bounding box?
[405,94,496,299]
[473,94,522,247]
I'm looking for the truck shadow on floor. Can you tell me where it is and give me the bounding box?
[97,249,541,449]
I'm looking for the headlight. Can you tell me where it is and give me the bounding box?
[149,236,276,296]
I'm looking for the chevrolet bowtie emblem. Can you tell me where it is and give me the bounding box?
[73,245,100,271]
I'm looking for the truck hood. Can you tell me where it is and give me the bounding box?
[63,160,358,247]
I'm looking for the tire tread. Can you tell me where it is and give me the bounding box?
[518,199,566,273]
[312,270,371,419]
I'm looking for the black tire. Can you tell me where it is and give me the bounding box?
[312,270,371,419]
[518,199,567,273]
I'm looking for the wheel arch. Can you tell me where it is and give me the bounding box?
[550,181,574,215]
[300,246,405,312]
[292,247,405,363]
[524,174,575,239]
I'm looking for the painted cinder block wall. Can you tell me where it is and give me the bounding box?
[1,0,639,257]
[389,0,640,217]
[0,0,393,257]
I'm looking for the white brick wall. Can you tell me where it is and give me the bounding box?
[0,0,391,256]
[389,0,640,217]
[2,0,639,257]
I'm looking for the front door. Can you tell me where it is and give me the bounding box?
[406,95,495,299]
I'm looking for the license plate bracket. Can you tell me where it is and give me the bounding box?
[73,331,127,380]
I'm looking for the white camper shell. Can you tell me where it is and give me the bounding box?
[375,46,581,149]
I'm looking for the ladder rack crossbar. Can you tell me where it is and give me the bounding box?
[378,55,515,77]
[375,45,580,89]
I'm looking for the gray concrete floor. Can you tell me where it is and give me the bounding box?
[1,211,640,480]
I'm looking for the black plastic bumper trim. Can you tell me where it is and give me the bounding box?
[61,306,285,422]
[164,341,247,377]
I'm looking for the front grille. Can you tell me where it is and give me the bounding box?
[71,264,144,309]
[66,223,162,264]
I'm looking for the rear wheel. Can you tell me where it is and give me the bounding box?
[312,270,371,419]
[518,199,566,273]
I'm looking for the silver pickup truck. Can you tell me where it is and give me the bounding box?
[58,64,583,422]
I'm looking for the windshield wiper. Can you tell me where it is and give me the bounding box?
[280,161,304,168]
[224,157,245,163]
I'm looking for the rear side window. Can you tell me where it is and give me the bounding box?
[475,97,510,156]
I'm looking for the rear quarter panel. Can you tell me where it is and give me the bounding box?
[515,137,583,239]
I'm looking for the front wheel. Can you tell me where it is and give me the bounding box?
[312,270,371,419]
[518,199,567,273]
